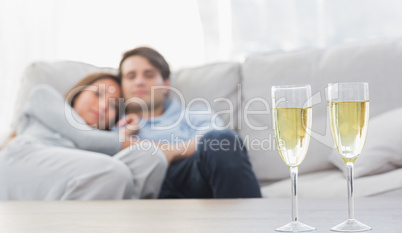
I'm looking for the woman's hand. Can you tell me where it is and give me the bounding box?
[120,136,139,150]
[118,114,141,150]
[117,114,140,137]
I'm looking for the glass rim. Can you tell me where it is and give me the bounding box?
[327,82,369,101]
[328,82,368,86]
[272,84,311,89]
[328,100,369,103]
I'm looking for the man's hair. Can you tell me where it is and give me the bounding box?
[118,46,170,81]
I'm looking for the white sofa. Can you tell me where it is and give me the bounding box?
[5,37,402,198]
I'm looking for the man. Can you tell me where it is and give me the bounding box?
[117,47,261,198]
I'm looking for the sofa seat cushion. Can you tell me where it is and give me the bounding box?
[261,168,402,198]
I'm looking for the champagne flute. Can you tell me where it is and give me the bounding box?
[272,84,316,232]
[327,82,371,232]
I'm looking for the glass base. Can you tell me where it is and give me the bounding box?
[331,219,371,232]
[275,221,316,232]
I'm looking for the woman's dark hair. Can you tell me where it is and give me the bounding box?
[65,72,121,107]
[118,47,170,81]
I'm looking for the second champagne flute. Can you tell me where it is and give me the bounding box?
[327,82,371,232]
[272,84,316,232]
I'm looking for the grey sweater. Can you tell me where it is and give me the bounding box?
[16,84,121,155]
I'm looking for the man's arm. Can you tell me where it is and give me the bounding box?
[156,139,198,165]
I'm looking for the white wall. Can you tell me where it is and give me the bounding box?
[0,0,204,140]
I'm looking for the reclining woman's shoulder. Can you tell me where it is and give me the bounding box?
[30,84,62,100]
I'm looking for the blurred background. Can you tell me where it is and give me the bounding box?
[1,0,402,138]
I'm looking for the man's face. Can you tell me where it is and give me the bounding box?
[121,55,169,114]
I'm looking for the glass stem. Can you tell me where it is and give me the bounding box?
[290,166,298,222]
[346,162,355,220]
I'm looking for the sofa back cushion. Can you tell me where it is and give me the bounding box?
[240,38,402,181]
[12,61,242,134]
[170,62,241,128]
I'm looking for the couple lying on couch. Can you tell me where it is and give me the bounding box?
[0,47,262,200]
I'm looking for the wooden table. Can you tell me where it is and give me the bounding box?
[0,197,400,232]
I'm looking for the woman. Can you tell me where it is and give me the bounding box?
[0,72,168,200]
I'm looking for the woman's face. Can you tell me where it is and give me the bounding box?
[73,78,121,130]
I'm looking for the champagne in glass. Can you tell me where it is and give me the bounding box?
[327,82,371,232]
[272,85,315,232]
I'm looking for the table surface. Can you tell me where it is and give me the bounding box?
[0,197,400,233]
